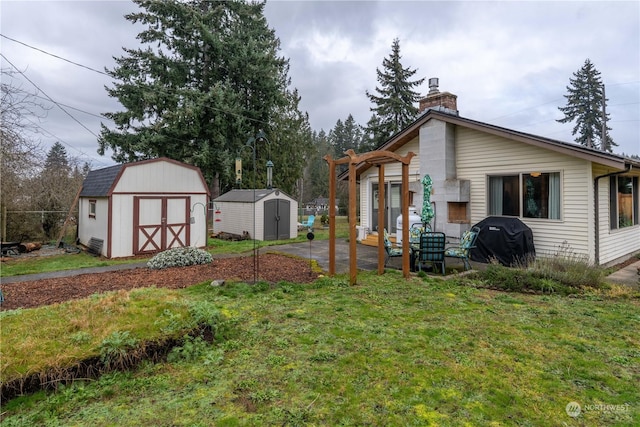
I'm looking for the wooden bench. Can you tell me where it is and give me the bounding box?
[86,238,104,256]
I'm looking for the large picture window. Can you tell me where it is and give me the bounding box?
[610,176,638,229]
[488,172,561,219]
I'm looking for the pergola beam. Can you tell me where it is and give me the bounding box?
[325,149,415,285]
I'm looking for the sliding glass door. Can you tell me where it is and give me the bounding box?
[371,182,402,233]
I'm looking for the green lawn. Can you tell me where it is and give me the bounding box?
[0,216,349,278]
[2,271,638,426]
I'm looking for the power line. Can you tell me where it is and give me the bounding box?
[22,115,112,168]
[0,33,108,76]
[1,53,99,139]
[0,35,272,128]
[489,98,564,122]
[31,94,112,121]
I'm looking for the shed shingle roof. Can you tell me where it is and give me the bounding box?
[79,164,123,197]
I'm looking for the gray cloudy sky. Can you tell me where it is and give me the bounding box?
[2,0,639,169]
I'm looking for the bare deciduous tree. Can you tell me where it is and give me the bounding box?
[1,68,47,239]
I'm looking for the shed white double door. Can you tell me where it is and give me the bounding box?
[133,196,190,255]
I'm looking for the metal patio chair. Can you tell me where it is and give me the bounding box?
[416,231,446,275]
[444,226,480,271]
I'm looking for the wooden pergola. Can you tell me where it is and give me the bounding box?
[324,149,416,285]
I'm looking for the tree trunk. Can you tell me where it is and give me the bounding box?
[19,242,42,253]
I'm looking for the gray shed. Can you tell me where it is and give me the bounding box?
[213,189,298,241]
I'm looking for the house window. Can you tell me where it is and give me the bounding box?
[488,172,561,219]
[610,176,638,229]
[89,200,96,218]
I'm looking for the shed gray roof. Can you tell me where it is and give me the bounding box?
[80,164,123,197]
[214,189,293,203]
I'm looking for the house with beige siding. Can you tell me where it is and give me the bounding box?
[354,81,640,266]
[78,157,210,258]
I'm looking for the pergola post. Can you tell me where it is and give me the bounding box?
[348,159,357,285]
[324,149,415,284]
[327,156,336,276]
[377,164,386,275]
[401,162,410,277]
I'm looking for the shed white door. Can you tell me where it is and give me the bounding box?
[133,196,190,255]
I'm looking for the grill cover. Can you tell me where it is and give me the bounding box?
[470,217,535,266]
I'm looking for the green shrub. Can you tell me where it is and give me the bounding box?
[99,331,139,369]
[471,243,608,295]
[147,247,213,270]
[522,242,606,289]
[167,335,210,363]
[477,263,575,294]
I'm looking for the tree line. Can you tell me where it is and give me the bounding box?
[0,73,88,241]
[2,0,624,240]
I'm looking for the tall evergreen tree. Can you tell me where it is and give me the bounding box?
[304,130,331,202]
[330,114,364,156]
[265,88,313,196]
[34,142,82,239]
[99,0,305,195]
[366,38,425,142]
[363,114,384,151]
[557,59,616,152]
[329,114,364,173]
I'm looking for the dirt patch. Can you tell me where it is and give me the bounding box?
[0,254,319,311]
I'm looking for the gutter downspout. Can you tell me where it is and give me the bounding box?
[594,164,632,264]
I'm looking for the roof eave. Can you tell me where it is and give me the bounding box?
[340,110,638,179]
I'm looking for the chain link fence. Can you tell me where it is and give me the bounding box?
[1,209,76,243]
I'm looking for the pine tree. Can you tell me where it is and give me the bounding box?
[34,142,82,238]
[99,0,305,195]
[366,38,425,142]
[266,88,313,196]
[305,130,331,202]
[329,114,364,173]
[363,114,384,151]
[557,59,616,152]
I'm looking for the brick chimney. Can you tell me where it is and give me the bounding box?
[418,78,458,115]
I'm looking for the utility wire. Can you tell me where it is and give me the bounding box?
[1,35,271,128]
[22,115,112,168]
[1,33,108,76]
[1,53,99,139]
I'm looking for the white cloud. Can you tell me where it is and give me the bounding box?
[1,0,638,160]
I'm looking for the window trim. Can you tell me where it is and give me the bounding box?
[610,175,639,230]
[487,171,562,221]
[88,199,97,219]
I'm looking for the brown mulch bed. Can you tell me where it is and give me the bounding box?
[0,254,319,311]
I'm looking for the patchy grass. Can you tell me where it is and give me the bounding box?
[0,252,139,277]
[2,272,638,426]
[1,286,226,399]
[1,217,350,278]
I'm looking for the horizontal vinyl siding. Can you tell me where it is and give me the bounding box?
[360,180,370,230]
[595,164,640,264]
[375,138,421,179]
[456,127,594,260]
[360,138,421,231]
